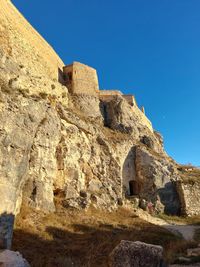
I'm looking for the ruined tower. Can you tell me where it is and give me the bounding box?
[63,62,99,96]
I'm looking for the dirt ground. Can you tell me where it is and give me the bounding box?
[13,204,199,267]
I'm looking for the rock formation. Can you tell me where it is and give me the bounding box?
[109,240,164,267]
[0,0,200,253]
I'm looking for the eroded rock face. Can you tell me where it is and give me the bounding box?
[135,147,181,215]
[109,240,164,267]
[101,95,153,134]
[69,94,102,119]
[176,180,200,216]
[0,92,62,214]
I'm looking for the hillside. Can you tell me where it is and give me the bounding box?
[0,0,200,266]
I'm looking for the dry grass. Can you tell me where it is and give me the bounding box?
[12,203,192,267]
[177,166,200,184]
[157,213,200,225]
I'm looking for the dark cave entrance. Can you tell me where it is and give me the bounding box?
[129,180,140,196]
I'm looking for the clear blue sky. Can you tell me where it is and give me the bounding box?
[12,0,200,166]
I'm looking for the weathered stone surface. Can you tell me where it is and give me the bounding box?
[0,250,30,267]
[109,240,164,267]
[135,146,181,215]
[176,180,200,216]
[101,95,152,134]
[69,94,102,119]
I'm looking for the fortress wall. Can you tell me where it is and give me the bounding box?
[99,90,123,102]
[122,95,137,106]
[63,62,99,96]
[99,90,122,96]
[0,0,64,80]
[99,95,119,102]
[63,63,152,132]
[72,79,98,96]
[99,91,137,108]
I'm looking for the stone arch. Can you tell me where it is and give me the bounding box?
[122,147,140,196]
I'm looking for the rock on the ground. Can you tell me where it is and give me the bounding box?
[0,250,30,267]
[109,240,164,267]
[187,247,200,257]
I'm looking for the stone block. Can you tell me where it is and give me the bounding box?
[109,240,164,267]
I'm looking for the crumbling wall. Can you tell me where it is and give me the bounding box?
[176,181,200,216]
[122,95,136,106]
[99,90,122,102]
[99,91,137,107]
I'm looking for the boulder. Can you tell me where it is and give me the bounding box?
[0,250,30,267]
[109,240,164,267]
[187,247,200,257]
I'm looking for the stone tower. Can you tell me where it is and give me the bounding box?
[63,62,99,96]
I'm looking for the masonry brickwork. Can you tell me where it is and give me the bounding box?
[63,62,139,109]
[99,90,122,102]
[63,62,99,96]
[122,95,137,106]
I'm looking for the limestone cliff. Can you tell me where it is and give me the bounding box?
[0,0,198,223]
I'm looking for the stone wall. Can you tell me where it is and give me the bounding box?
[176,181,200,216]
[99,90,123,96]
[99,90,122,102]
[123,95,137,106]
[99,91,136,107]
[0,0,64,81]
[63,62,99,96]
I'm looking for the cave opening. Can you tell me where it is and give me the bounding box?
[129,180,140,196]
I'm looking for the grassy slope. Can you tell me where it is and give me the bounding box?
[12,202,196,267]
[177,166,200,184]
